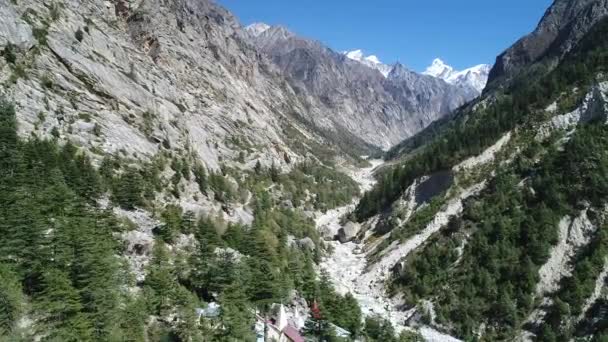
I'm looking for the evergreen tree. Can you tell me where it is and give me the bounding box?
[110,296,147,342]
[0,264,24,336]
[181,210,197,235]
[36,269,92,341]
[143,243,177,316]
[303,300,335,342]
[193,163,208,195]
[218,282,255,341]
[113,167,144,210]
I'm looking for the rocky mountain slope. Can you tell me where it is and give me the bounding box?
[4,0,608,341]
[343,49,393,77]
[0,0,416,340]
[245,23,478,149]
[339,0,608,340]
[488,0,608,88]
[0,0,334,175]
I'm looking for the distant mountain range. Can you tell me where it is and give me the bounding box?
[245,23,486,149]
[423,58,491,94]
[341,50,491,96]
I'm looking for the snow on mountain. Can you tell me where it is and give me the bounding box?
[245,22,271,37]
[423,58,455,80]
[345,49,393,77]
[424,58,491,94]
[448,64,492,94]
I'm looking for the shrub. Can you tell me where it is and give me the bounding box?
[75,28,84,43]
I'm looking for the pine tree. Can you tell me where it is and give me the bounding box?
[36,269,92,341]
[193,163,208,194]
[144,243,177,316]
[113,167,144,210]
[254,160,262,175]
[335,293,362,337]
[246,258,282,306]
[108,295,147,342]
[69,215,122,339]
[270,161,280,182]
[0,100,18,176]
[181,210,197,235]
[218,282,255,341]
[0,264,24,336]
[303,300,335,342]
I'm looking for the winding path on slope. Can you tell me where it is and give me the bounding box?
[316,160,461,342]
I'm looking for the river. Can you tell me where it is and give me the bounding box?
[316,159,461,342]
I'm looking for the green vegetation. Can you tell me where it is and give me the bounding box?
[356,16,608,222]
[0,98,365,340]
[75,27,84,42]
[2,43,16,64]
[280,163,360,211]
[356,17,608,340]
[392,123,608,339]
[362,316,423,342]
[537,223,608,340]
[235,161,360,212]
[0,100,133,340]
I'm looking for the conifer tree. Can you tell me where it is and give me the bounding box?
[303,300,335,342]
[36,269,92,341]
[218,281,255,341]
[0,264,24,336]
[144,243,177,316]
[113,167,144,210]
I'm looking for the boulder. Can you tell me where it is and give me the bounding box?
[280,199,294,209]
[337,221,361,243]
[319,225,335,241]
[297,237,316,251]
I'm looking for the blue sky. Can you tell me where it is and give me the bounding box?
[217,0,553,72]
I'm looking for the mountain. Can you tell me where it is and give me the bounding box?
[343,49,393,77]
[6,0,608,341]
[0,0,387,340]
[488,0,608,87]
[351,0,608,340]
[245,22,271,37]
[246,24,477,149]
[424,58,491,94]
[423,58,455,79]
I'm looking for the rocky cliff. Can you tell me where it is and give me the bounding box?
[0,0,355,176]
[350,0,608,339]
[488,0,608,87]
[246,24,476,149]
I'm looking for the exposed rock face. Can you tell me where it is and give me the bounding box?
[536,210,597,297]
[0,3,34,49]
[536,81,608,140]
[246,25,477,149]
[488,0,608,86]
[297,237,316,251]
[0,0,333,175]
[115,208,161,283]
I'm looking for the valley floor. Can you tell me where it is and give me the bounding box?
[317,160,461,342]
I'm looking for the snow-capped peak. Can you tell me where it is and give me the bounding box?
[344,49,393,78]
[365,55,382,65]
[423,58,454,80]
[345,49,365,61]
[245,22,271,37]
[424,58,491,94]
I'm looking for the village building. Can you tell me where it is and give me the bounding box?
[255,304,305,342]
